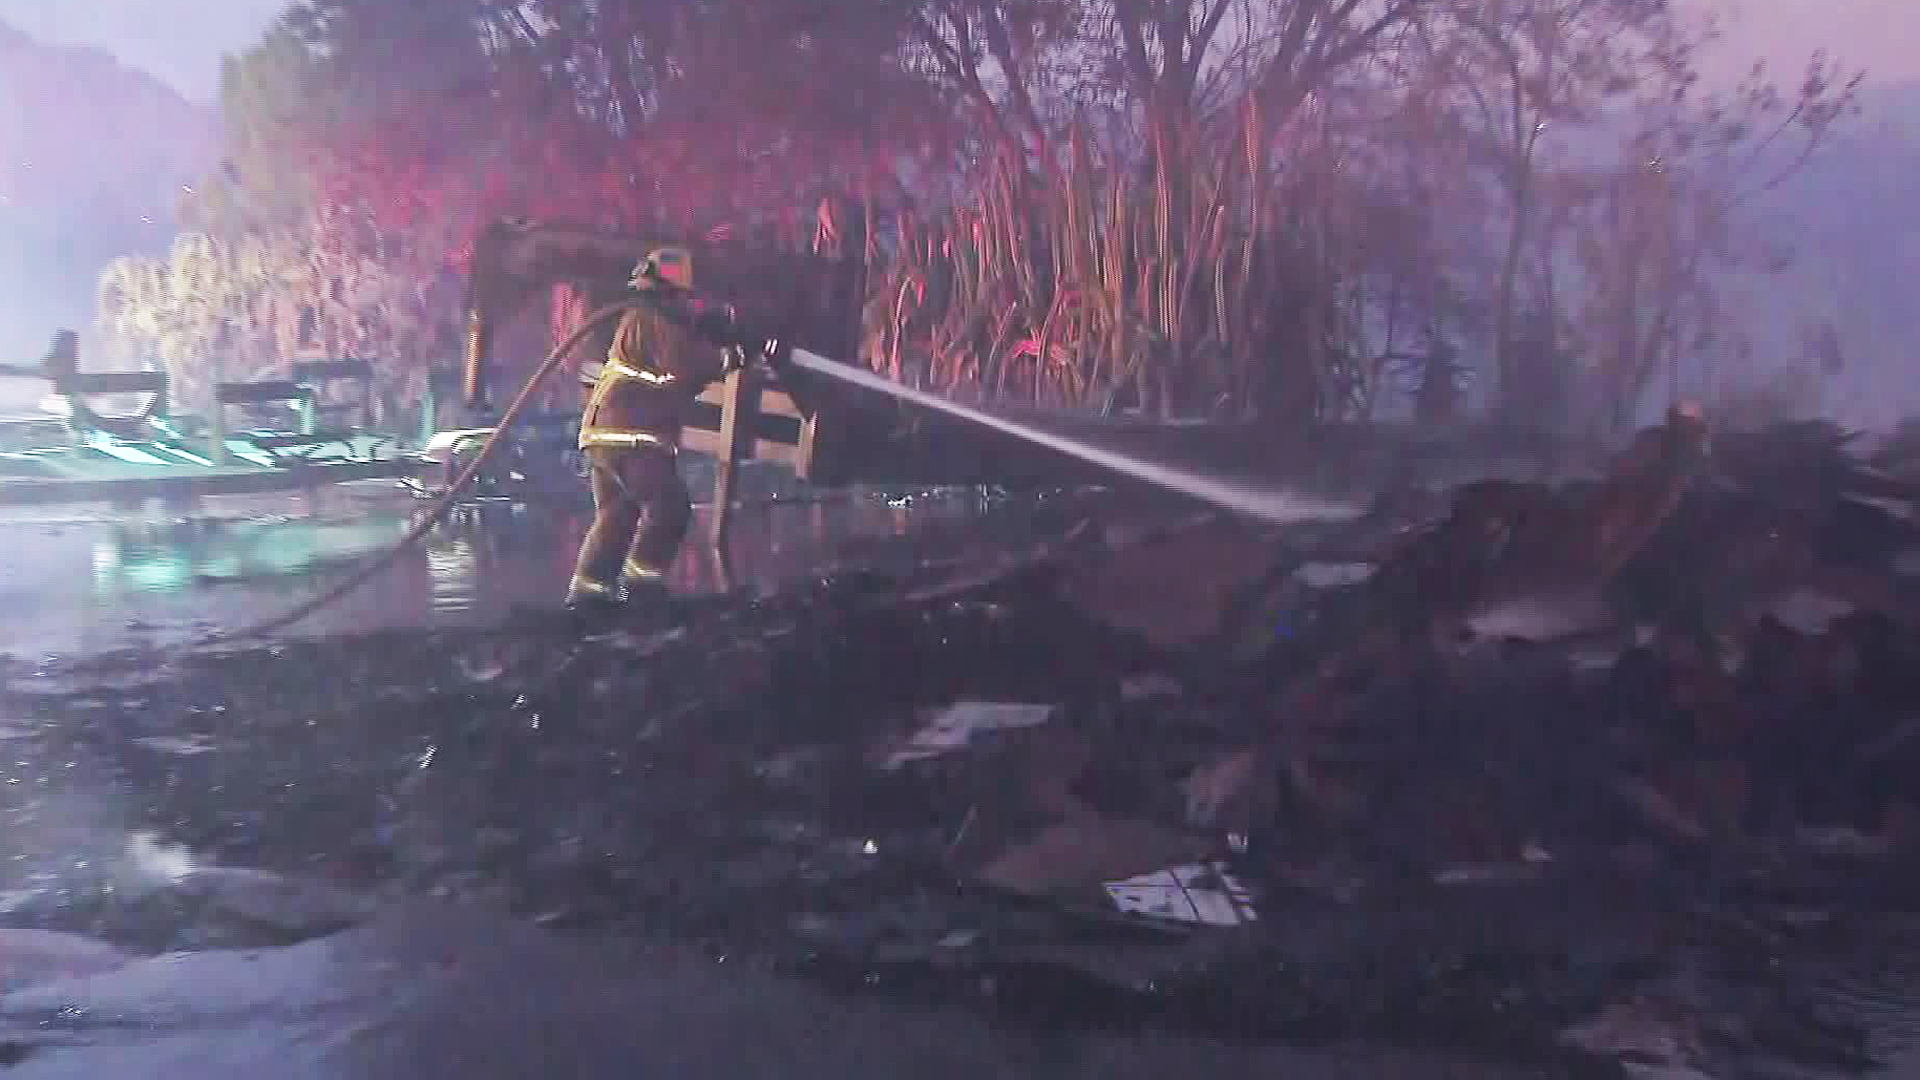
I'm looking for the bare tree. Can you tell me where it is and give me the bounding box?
[1562,46,1861,428]
[1409,0,1671,415]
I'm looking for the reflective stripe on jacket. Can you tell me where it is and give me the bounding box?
[577,306,714,451]
[579,429,667,449]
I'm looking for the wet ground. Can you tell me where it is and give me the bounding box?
[0,474,1008,654]
[1,473,1918,1077]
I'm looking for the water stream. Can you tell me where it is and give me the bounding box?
[788,348,1368,525]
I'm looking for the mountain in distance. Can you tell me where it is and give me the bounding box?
[0,16,217,365]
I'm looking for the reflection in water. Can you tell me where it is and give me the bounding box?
[89,516,416,596]
[425,540,479,613]
[0,485,1001,657]
[101,547,196,594]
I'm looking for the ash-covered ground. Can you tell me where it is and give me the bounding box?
[2,435,1919,1078]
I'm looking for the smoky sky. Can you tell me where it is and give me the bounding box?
[3,0,289,101]
[1696,0,1919,86]
[5,0,1917,103]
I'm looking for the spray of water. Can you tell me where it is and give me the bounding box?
[787,349,1365,526]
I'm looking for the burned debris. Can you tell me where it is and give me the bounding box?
[4,410,1920,1076]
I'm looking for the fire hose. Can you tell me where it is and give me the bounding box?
[215,268,787,642]
[218,301,637,642]
[215,271,1366,643]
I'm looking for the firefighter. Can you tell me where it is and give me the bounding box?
[565,247,727,613]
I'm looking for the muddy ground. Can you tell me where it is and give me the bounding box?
[0,475,1918,1078]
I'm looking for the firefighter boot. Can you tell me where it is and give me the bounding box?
[616,455,691,612]
[618,558,670,610]
[564,575,623,622]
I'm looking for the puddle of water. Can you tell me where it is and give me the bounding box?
[0,480,1004,656]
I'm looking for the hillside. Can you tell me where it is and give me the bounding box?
[0,17,216,361]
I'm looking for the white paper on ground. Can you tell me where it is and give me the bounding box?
[1104,861,1258,926]
[1762,589,1857,634]
[1294,562,1376,589]
[881,701,1057,769]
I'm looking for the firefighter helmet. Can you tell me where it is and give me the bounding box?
[630,247,693,291]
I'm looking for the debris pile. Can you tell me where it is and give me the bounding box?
[1167,412,1920,872]
[7,410,1920,1076]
